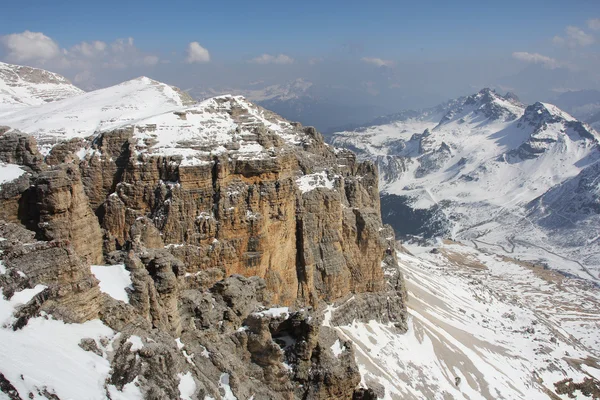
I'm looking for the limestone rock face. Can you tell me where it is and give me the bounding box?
[0,93,407,399]
[0,222,104,323]
[66,113,390,306]
[20,164,104,264]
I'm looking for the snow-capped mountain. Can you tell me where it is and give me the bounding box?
[0,76,195,153]
[330,88,600,281]
[0,61,83,113]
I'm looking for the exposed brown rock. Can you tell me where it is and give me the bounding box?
[0,98,407,399]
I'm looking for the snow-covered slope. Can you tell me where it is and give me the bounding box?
[0,76,195,147]
[0,61,83,113]
[334,243,600,400]
[330,89,600,281]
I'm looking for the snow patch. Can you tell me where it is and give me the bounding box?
[90,264,132,303]
[254,307,289,318]
[296,171,336,193]
[219,373,238,400]
[330,339,344,357]
[178,372,196,400]
[0,163,25,186]
[127,335,144,351]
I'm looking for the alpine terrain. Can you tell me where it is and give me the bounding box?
[331,88,600,282]
[0,62,599,400]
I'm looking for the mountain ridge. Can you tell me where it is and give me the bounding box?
[330,88,600,283]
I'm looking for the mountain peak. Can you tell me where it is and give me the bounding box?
[0,62,83,111]
[522,102,577,125]
[437,88,524,127]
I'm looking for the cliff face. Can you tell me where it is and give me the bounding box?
[50,96,392,307]
[0,93,406,399]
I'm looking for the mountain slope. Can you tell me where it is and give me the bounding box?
[0,61,83,113]
[330,89,600,281]
[0,76,195,150]
[336,243,600,399]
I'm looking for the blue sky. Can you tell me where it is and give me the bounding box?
[1,0,599,113]
[2,0,598,59]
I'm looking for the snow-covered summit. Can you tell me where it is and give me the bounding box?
[435,88,524,128]
[0,75,196,143]
[0,61,83,113]
[329,88,600,281]
[0,69,313,164]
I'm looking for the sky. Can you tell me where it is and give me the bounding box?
[1,0,600,122]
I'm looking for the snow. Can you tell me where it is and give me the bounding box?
[0,77,190,140]
[334,245,600,399]
[0,285,46,324]
[178,372,196,400]
[296,171,337,193]
[540,102,577,121]
[0,163,25,185]
[330,339,344,357]
[253,307,289,318]
[330,89,600,281]
[0,75,307,166]
[108,377,144,400]
[0,61,83,114]
[126,335,144,351]
[219,373,238,400]
[0,285,117,400]
[90,264,132,303]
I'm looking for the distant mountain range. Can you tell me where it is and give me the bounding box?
[551,89,600,131]
[185,78,396,132]
[330,88,600,282]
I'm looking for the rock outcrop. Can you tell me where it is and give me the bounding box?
[0,93,407,399]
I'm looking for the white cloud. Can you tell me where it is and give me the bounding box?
[0,31,61,63]
[70,41,107,58]
[111,37,135,53]
[553,26,595,47]
[73,70,94,84]
[512,52,560,69]
[587,18,600,31]
[186,42,210,64]
[249,54,294,65]
[361,57,395,67]
[142,55,159,66]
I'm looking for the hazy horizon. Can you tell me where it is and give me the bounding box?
[2,0,600,125]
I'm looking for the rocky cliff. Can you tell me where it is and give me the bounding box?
[0,90,407,399]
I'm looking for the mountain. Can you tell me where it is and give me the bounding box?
[190,78,314,103]
[0,61,83,113]
[2,64,600,400]
[330,88,600,282]
[0,76,195,150]
[0,67,405,399]
[187,79,395,132]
